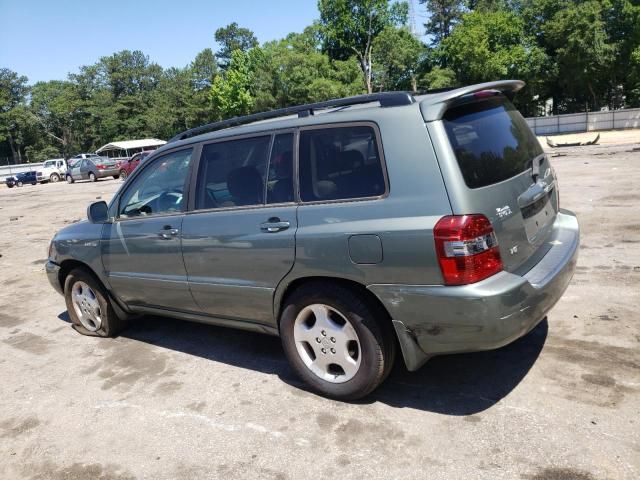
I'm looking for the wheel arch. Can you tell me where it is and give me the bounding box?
[57,259,99,293]
[58,259,133,319]
[274,276,393,333]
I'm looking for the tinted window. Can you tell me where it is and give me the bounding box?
[196,136,270,210]
[299,126,385,202]
[267,133,294,204]
[443,96,543,189]
[119,148,192,217]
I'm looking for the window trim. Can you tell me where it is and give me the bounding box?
[187,128,298,214]
[112,145,198,222]
[297,121,389,206]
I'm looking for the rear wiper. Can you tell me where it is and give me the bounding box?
[530,153,545,183]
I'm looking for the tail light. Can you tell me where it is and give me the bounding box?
[96,164,105,170]
[434,214,503,286]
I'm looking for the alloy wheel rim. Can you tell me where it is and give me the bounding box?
[293,304,361,383]
[71,281,102,332]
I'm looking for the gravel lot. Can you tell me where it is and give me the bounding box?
[1,140,639,480]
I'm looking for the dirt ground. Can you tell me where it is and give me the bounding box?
[0,136,639,480]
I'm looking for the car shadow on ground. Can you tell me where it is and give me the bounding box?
[57,312,547,415]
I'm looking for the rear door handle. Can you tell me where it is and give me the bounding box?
[158,225,180,239]
[260,217,290,233]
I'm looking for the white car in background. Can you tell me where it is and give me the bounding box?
[36,158,68,183]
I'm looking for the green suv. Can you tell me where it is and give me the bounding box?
[45,80,579,399]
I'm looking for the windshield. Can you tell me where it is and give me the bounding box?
[443,95,543,189]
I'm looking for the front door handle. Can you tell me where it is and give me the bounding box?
[260,217,290,233]
[158,225,180,239]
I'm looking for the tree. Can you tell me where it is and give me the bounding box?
[372,26,426,91]
[210,49,256,119]
[190,48,218,90]
[419,0,464,46]
[419,66,458,89]
[256,28,363,109]
[318,0,409,93]
[29,80,84,157]
[214,22,258,69]
[543,1,615,111]
[0,68,31,162]
[441,10,547,114]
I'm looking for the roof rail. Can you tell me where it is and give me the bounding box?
[168,91,415,143]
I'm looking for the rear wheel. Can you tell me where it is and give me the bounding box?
[50,173,60,183]
[112,175,119,180]
[280,282,395,400]
[64,268,125,337]
[17,181,23,187]
[89,172,97,182]
[66,175,74,184]
[119,170,128,180]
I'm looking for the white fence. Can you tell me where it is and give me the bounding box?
[0,162,43,181]
[526,108,640,135]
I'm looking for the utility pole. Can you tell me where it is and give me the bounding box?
[408,0,419,38]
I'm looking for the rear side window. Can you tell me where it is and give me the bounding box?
[299,126,385,202]
[443,96,543,189]
[196,136,271,209]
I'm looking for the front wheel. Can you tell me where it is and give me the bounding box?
[66,175,74,184]
[64,268,125,337]
[17,181,23,187]
[280,282,395,400]
[50,173,60,183]
[89,172,97,182]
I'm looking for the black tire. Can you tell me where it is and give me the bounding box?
[89,172,97,182]
[112,175,119,179]
[7,184,13,188]
[31,182,37,186]
[64,268,125,337]
[119,170,128,180]
[17,181,23,187]
[50,173,60,183]
[66,175,74,184]
[280,282,395,400]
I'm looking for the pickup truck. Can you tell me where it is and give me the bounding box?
[37,158,68,183]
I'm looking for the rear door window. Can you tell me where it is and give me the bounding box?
[195,136,271,209]
[443,96,543,188]
[299,125,386,202]
[266,133,294,204]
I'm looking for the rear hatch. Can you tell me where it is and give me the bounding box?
[429,91,559,272]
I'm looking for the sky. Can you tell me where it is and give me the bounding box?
[0,0,321,84]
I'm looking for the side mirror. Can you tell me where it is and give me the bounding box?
[87,201,110,223]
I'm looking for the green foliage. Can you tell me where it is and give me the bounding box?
[210,50,255,119]
[318,0,409,92]
[419,0,464,46]
[372,26,426,91]
[214,22,259,68]
[419,66,458,89]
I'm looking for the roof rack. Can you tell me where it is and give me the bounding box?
[168,91,415,143]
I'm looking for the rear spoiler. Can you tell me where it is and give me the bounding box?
[419,80,525,122]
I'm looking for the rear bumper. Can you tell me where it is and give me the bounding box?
[46,261,64,295]
[97,169,119,178]
[369,210,579,371]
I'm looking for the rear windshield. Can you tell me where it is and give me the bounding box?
[443,96,542,188]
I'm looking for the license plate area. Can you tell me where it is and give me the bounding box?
[523,189,555,242]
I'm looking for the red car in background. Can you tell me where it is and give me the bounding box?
[118,151,153,180]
